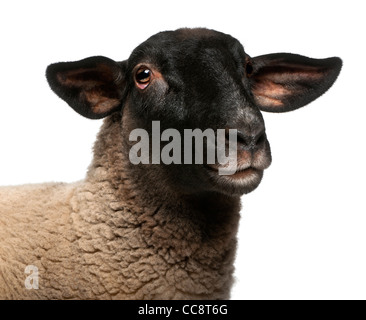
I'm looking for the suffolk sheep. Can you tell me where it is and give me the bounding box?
[0,28,342,299]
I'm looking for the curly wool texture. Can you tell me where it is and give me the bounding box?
[0,113,240,299]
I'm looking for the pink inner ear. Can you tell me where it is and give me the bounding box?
[264,69,325,82]
[252,68,325,108]
[56,63,122,115]
[252,79,291,107]
[84,90,120,115]
[56,64,117,88]
[254,95,283,107]
[56,68,102,88]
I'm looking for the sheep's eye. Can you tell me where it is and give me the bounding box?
[245,61,253,77]
[135,67,151,89]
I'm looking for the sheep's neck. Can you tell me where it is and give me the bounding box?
[86,114,241,284]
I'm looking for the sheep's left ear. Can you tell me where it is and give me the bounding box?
[46,56,126,119]
[249,53,342,113]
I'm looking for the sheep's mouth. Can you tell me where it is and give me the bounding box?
[203,163,264,195]
[204,163,262,179]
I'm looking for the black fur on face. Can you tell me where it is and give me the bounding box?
[46,28,342,196]
[127,30,254,127]
[124,29,271,195]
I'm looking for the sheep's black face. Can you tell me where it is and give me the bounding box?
[125,29,272,195]
[46,28,342,197]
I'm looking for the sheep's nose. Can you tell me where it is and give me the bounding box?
[235,127,267,151]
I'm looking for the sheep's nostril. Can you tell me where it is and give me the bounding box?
[255,131,266,146]
[236,130,248,146]
[233,129,266,150]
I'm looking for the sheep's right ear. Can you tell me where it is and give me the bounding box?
[46,56,127,119]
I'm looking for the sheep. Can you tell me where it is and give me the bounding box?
[0,28,342,300]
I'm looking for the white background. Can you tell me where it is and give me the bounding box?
[0,0,365,299]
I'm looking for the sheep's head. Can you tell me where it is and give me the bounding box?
[46,28,341,196]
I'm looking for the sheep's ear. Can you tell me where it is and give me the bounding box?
[46,56,126,119]
[249,53,342,113]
